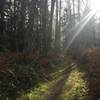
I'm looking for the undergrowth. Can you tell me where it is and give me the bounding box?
[6,63,68,100]
[61,68,88,100]
[6,63,88,100]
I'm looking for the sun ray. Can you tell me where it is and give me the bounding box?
[66,11,95,50]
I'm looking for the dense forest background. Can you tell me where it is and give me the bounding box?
[1,0,100,54]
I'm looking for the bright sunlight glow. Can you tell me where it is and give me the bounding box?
[66,11,95,50]
[91,0,100,11]
[65,0,99,50]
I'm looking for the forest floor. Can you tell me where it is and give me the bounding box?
[2,48,100,100]
[16,63,89,100]
[1,48,100,100]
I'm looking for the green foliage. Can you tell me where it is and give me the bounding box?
[14,63,69,100]
[61,68,88,100]
[1,64,39,99]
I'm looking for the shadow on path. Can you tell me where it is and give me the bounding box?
[43,65,76,100]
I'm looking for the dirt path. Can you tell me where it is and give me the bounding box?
[43,65,76,100]
[45,73,68,100]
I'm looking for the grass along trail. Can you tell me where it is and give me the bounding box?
[16,64,88,100]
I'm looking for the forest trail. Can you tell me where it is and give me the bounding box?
[36,63,88,100]
[17,63,88,100]
[43,64,76,100]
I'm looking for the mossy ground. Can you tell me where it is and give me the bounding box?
[60,68,88,100]
[7,64,88,100]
